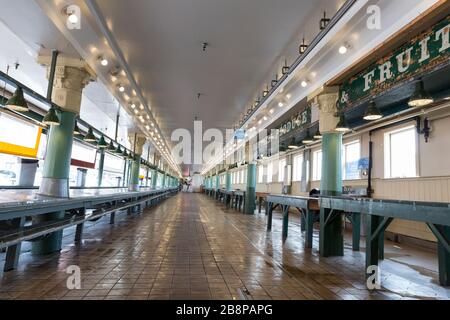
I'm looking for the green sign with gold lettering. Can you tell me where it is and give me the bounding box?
[278,107,311,137]
[339,15,450,109]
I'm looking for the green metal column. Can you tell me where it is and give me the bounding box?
[129,155,141,191]
[97,149,105,187]
[33,110,76,255]
[162,173,167,189]
[152,170,158,189]
[244,164,256,215]
[226,170,232,191]
[319,132,344,257]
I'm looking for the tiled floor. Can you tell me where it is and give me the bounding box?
[0,193,449,300]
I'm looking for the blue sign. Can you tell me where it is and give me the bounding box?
[358,158,370,170]
[235,129,245,140]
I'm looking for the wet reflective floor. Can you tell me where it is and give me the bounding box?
[0,193,449,300]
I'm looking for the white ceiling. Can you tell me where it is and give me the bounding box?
[95,0,334,133]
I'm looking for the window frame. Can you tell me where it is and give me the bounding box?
[312,150,322,181]
[342,140,361,181]
[293,154,304,182]
[278,159,286,183]
[267,162,273,183]
[384,125,419,179]
[258,165,265,183]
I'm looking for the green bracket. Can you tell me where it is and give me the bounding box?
[365,216,393,276]
[427,223,450,286]
[281,205,290,240]
[267,203,274,231]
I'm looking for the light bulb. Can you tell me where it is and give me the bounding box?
[339,45,348,54]
[68,13,78,24]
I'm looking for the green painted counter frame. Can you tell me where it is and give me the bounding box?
[0,187,179,272]
[266,195,361,251]
[319,196,450,287]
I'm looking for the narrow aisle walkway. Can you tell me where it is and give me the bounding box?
[0,193,449,300]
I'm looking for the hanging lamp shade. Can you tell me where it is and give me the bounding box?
[364,101,383,121]
[313,128,322,139]
[302,130,315,144]
[288,138,298,149]
[73,121,81,135]
[115,144,122,154]
[107,140,116,152]
[98,135,108,148]
[5,87,29,112]
[122,150,129,159]
[42,107,60,126]
[408,80,433,107]
[84,127,97,142]
[335,114,350,132]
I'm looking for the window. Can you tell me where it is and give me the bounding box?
[343,141,361,180]
[313,150,322,181]
[278,159,286,183]
[258,165,264,183]
[267,162,273,183]
[103,153,125,187]
[384,126,417,178]
[293,154,304,182]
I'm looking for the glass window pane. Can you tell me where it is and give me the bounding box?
[258,165,264,183]
[313,150,322,181]
[267,162,273,183]
[279,159,286,182]
[389,128,416,178]
[293,155,303,181]
[343,141,360,180]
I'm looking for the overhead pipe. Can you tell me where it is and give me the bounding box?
[0,70,135,156]
[46,50,59,100]
[240,0,358,128]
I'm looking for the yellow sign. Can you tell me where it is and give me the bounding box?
[0,127,42,158]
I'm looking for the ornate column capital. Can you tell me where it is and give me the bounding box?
[38,55,96,114]
[128,134,147,156]
[311,86,340,133]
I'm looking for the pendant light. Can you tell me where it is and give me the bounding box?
[42,107,60,126]
[122,149,129,159]
[335,114,350,132]
[408,79,434,107]
[299,37,308,55]
[282,59,290,75]
[115,144,122,154]
[320,11,330,30]
[107,140,116,152]
[363,101,383,121]
[98,134,108,148]
[288,138,299,149]
[302,130,314,144]
[73,121,81,135]
[84,127,97,142]
[6,87,29,112]
[313,128,322,139]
